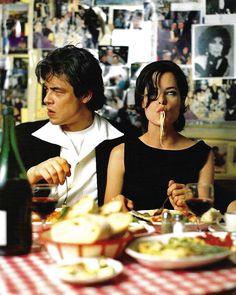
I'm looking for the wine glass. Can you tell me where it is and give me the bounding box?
[185,183,214,231]
[32,183,58,226]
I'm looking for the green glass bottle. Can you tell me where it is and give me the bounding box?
[0,106,32,255]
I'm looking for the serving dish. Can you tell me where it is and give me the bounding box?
[125,232,233,269]
[40,230,133,262]
[53,257,123,284]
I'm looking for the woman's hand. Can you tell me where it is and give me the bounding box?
[167,180,188,213]
[27,156,71,185]
[111,194,134,212]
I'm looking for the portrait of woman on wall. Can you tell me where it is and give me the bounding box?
[193,25,234,79]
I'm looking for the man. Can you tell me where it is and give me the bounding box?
[16,45,123,206]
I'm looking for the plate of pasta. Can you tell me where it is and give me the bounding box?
[130,208,222,225]
[130,209,198,225]
[125,232,234,269]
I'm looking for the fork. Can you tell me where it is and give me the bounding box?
[62,177,69,207]
[152,195,170,215]
[130,195,170,220]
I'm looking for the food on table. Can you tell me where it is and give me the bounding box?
[200,208,222,223]
[66,195,99,219]
[58,259,115,280]
[131,208,198,223]
[159,110,165,146]
[32,208,65,223]
[132,207,222,224]
[106,212,133,235]
[45,196,132,244]
[100,200,123,215]
[51,214,113,243]
[136,233,233,259]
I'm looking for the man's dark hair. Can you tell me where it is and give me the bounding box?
[35,45,106,111]
[135,60,188,132]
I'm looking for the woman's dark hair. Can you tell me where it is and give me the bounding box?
[35,45,106,111]
[198,26,231,56]
[135,60,188,132]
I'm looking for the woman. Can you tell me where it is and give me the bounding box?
[195,26,232,78]
[104,60,214,211]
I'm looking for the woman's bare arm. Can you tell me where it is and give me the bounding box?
[168,150,215,211]
[104,143,125,203]
[198,150,215,184]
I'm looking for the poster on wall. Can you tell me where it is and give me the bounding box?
[192,24,235,79]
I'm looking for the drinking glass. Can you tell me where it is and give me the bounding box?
[31,183,58,251]
[32,183,58,226]
[185,183,214,231]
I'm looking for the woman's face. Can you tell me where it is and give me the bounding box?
[208,37,224,58]
[142,72,181,130]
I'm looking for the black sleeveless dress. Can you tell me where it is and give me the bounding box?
[122,139,211,210]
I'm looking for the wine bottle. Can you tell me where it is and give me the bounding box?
[0,106,32,255]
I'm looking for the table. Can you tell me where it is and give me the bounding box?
[1,248,236,295]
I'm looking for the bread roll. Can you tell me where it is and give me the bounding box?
[200,208,222,223]
[66,196,99,219]
[100,200,123,215]
[106,212,132,235]
[51,214,112,244]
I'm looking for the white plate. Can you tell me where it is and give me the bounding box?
[131,209,196,225]
[125,232,233,270]
[128,222,155,237]
[53,257,123,284]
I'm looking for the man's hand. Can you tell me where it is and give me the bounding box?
[27,156,71,185]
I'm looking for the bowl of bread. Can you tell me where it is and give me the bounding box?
[40,196,133,262]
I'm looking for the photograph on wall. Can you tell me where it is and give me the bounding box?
[2,3,28,54]
[157,4,201,65]
[95,0,143,5]
[1,56,28,123]
[233,146,236,165]
[186,78,235,122]
[192,24,235,79]
[113,8,144,29]
[205,0,236,23]
[33,1,106,49]
[206,140,228,174]
[225,79,236,121]
[98,45,129,65]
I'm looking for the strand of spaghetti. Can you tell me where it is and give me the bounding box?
[160,111,165,147]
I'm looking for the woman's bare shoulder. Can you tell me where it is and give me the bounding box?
[111,143,125,157]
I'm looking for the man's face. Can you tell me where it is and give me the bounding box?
[43,74,90,131]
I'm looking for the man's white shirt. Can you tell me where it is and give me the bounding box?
[32,113,123,206]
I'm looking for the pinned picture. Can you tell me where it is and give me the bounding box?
[192,24,235,79]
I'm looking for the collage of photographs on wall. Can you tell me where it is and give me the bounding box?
[0,0,236,175]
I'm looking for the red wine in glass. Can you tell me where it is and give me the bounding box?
[185,183,214,231]
[32,184,58,225]
[185,198,213,217]
[32,197,57,220]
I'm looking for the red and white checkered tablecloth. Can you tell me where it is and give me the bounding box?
[1,251,236,295]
